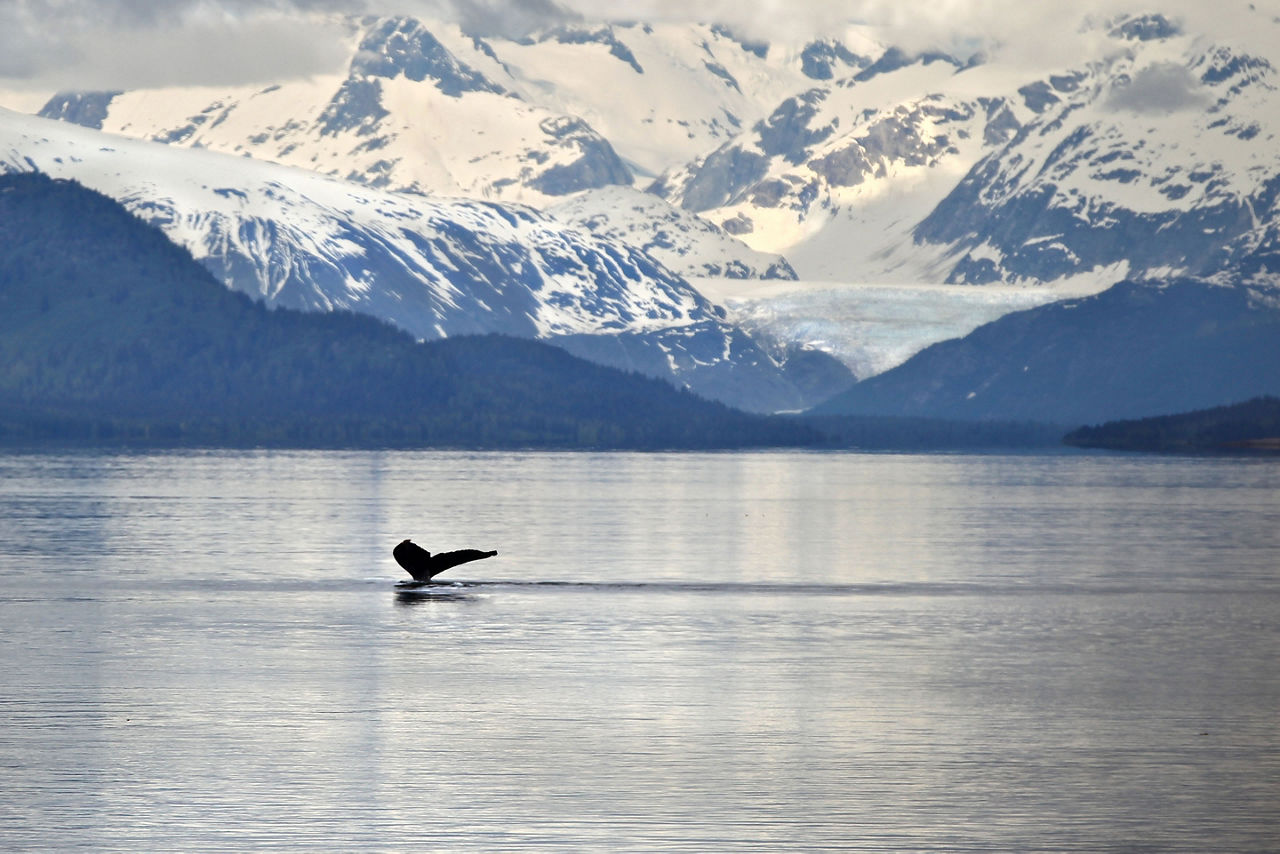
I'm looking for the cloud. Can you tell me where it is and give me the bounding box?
[1105,62,1213,113]
[0,1,353,91]
[381,0,1268,67]
[87,14,351,90]
[400,0,581,38]
[0,0,1270,93]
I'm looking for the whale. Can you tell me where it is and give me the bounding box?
[394,539,497,582]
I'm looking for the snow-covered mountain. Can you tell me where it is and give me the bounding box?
[651,10,1280,289]
[466,22,876,181]
[21,10,1280,291]
[649,50,999,274]
[0,107,846,412]
[913,15,1280,286]
[29,17,857,206]
[8,6,1280,409]
[36,17,630,208]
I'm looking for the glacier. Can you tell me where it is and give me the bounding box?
[693,279,1085,380]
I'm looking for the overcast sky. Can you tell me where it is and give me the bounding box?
[0,0,1267,93]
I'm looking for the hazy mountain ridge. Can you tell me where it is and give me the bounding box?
[649,57,986,216]
[36,18,633,207]
[31,17,849,205]
[638,11,1280,289]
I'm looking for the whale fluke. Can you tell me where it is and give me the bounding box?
[394,539,497,582]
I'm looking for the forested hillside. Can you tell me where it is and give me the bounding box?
[1064,397,1280,453]
[0,173,816,449]
[813,280,1280,425]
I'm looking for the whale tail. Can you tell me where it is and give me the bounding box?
[394,540,497,581]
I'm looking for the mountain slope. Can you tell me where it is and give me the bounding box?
[547,185,797,280]
[646,52,1022,280]
[454,22,873,180]
[641,10,1280,288]
[1,107,844,412]
[812,278,1280,424]
[913,18,1280,286]
[0,171,817,449]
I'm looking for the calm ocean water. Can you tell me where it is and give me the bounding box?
[1,449,1277,851]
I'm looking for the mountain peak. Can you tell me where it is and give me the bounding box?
[799,40,867,80]
[1108,14,1184,42]
[525,25,646,75]
[353,17,506,98]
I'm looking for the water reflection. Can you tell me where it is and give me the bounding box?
[0,450,1277,851]
[394,588,482,606]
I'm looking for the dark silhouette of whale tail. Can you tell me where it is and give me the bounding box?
[394,539,497,582]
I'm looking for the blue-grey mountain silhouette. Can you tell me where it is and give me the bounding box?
[394,539,497,582]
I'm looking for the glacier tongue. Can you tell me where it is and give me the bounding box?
[692,279,1088,380]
